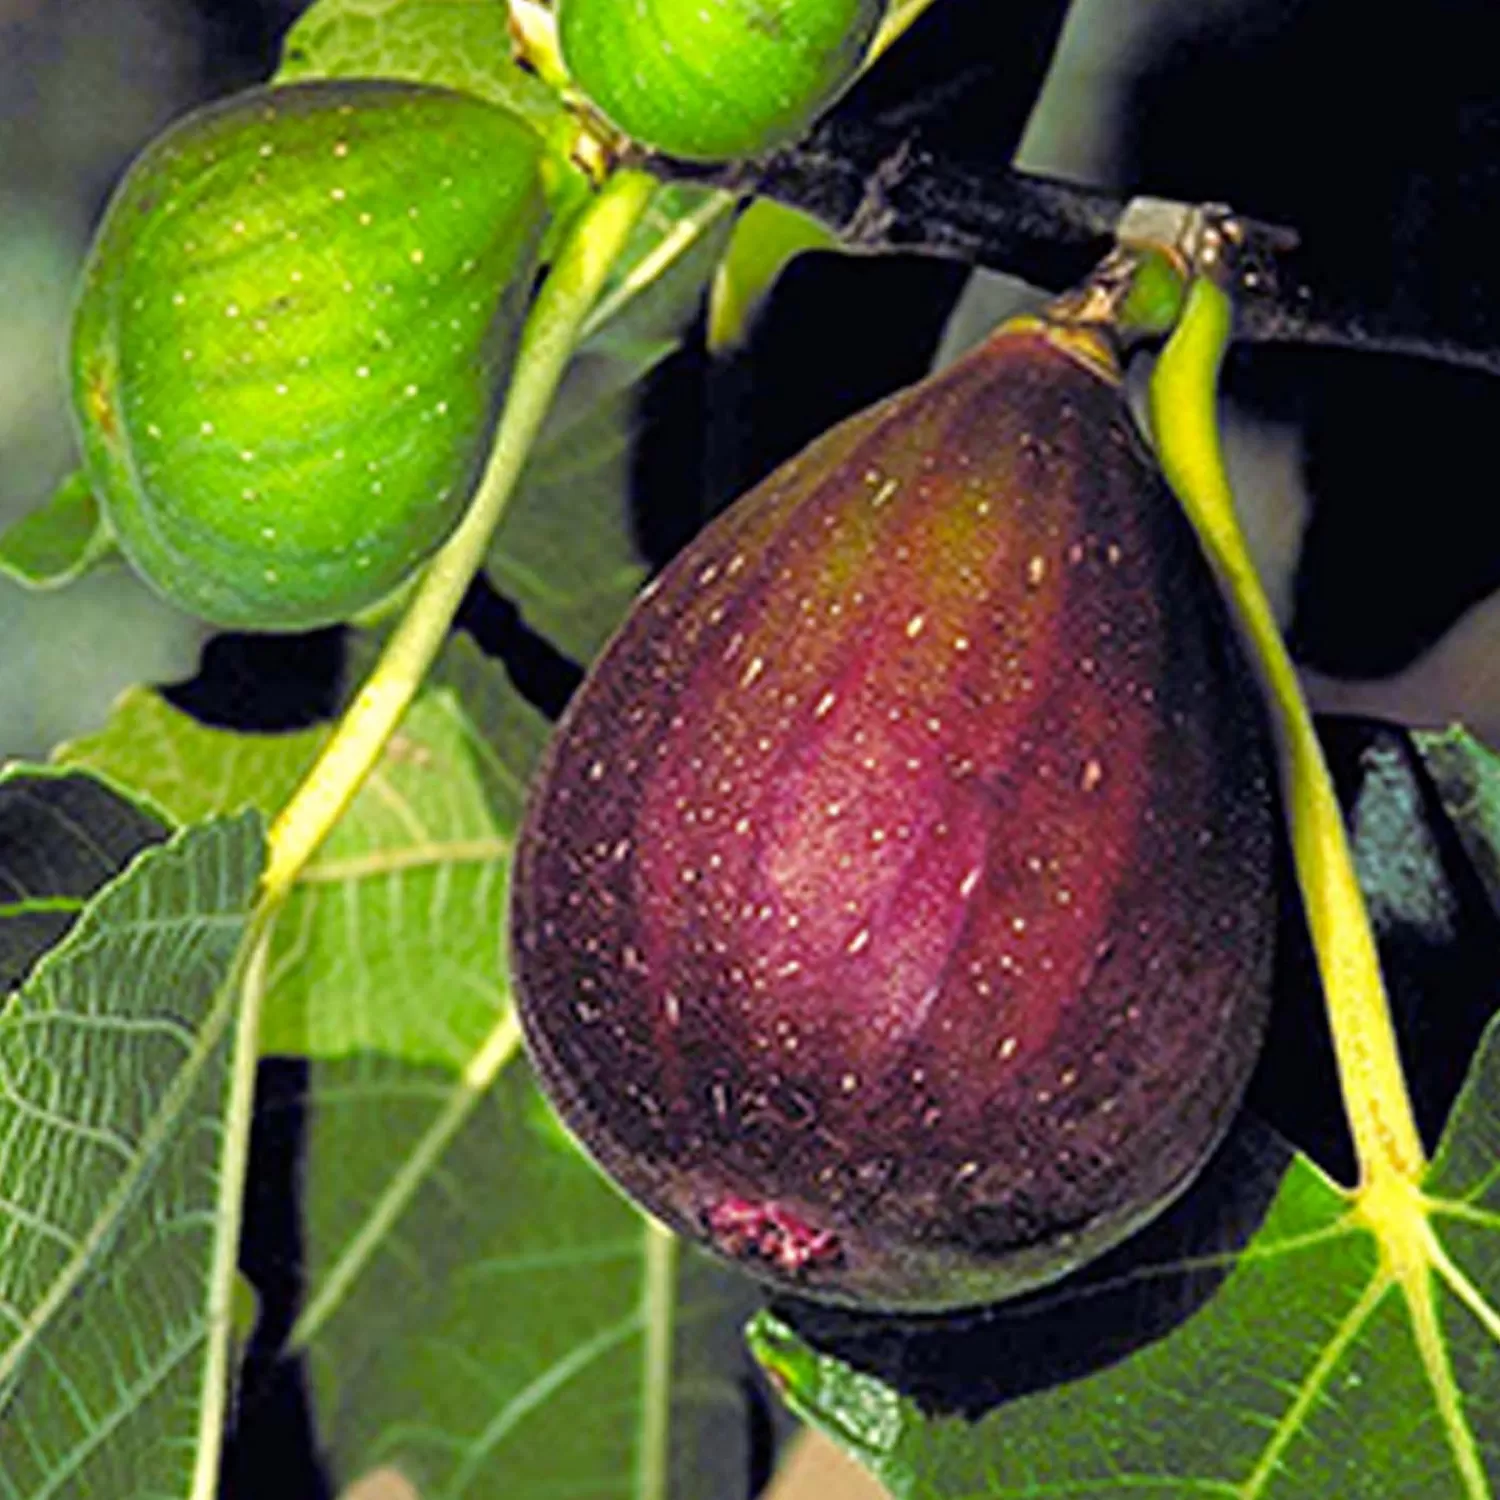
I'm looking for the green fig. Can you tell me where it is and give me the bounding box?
[558,0,884,162]
[70,79,550,631]
[510,314,1279,1311]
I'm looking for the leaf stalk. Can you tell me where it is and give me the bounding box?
[1149,275,1426,1189]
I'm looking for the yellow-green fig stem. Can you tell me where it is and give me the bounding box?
[866,0,947,66]
[260,167,657,903]
[1148,275,1425,1188]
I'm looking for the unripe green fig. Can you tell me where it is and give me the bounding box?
[510,315,1279,1311]
[558,0,884,162]
[70,79,550,631]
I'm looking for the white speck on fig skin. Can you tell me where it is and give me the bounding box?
[512,323,1278,1311]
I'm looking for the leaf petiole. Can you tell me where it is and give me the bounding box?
[1148,274,1426,1191]
[866,0,947,67]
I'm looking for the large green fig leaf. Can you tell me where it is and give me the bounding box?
[293,1056,766,1499]
[751,1079,1500,1497]
[57,639,768,1496]
[0,766,265,1498]
[0,766,167,988]
[54,686,325,828]
[57,637,539,1067]
[273,635,763,1492]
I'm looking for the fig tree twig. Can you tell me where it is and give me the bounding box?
[659,115,1500,380]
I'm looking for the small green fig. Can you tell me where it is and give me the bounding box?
[70,79,550,631]
[510,315,1279,1311]
[558,0,884,162]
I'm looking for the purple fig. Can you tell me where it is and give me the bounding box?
[509,316,1278,1311]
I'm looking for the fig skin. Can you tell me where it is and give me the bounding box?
[558,0,883,162]
[510,317,1278,1311]
[69,80,549,631]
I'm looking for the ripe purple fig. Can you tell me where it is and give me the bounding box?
[510,315,1278,1311]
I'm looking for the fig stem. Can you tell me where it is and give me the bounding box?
[637,1217,679,1500]
[259,166,657,903]
[509,0,568,91]
[1149,276,1426,1189]
[866,0,946,66]
[191,904,276,1500]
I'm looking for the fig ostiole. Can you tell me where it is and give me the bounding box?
[510,314,1278,1312]
[557,0,885,162]
[70,79,550,631]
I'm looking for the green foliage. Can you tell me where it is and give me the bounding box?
[57,686,326,829]
[0,767,169,985]
[60,637,540,1065]
[55,638,765,1493]
[0,471,116,589]
[0,770,265,1496]
[1417,725,1500,916]
[707,197,841,354]
[297,1061,764,1498]
[752,1017,1500,1497]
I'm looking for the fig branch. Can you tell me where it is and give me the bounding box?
[665,116,1500,380]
